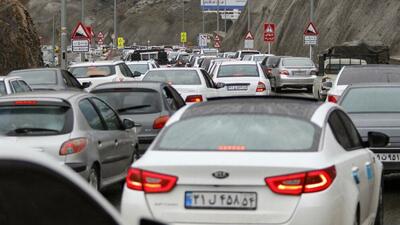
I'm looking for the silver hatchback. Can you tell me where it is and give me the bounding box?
[270,57,317,92]
[0,91,139,190]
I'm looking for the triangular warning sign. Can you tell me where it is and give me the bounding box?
[214,41,221,48]
[71,22,91,40]
[215,35,221,42]
[97,32,104,38]
[245,31,254,40]
[266,25,273,33]
[304,22,319,35]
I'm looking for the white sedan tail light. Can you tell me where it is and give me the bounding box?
[126,168,178,193]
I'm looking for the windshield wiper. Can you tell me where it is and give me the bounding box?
[118,105,151,113]
[7,128,61,135]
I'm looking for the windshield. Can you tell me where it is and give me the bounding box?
[11,70,57,85]
[157,115,319,151]
[93,88,161,115]
[217,65,259,78]
[253,55,267,62]
[143,70,201,85]
[69,65,116,78]
[0,81,6,95]
[337,67,400,85]
[282,58,314,67]
[266,57,281,67]
[127,64,150,74]
[0,105,71,136]
[341,87,400,113]
[240,51,260,59]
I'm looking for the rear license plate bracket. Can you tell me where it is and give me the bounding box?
[184,191,257,210]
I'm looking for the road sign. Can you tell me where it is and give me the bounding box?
[97,32,104,39]
[214,41,221,48]
[86,26,94,39]
[201,0,247,12]
[118,37,125,49]
[264,23,275,42]
[71,22,91,40]
[304,22,319,45]
[244,31,254,49]
[181,32,187,43]
[198,34,208,47]
[215,34,221,42]
[72,39,90,52]
[97,37,104,45]
[304,22,319,35]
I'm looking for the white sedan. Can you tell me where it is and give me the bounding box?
[121,97,384,225]
[212,61,271,96]
[142,68,224,103]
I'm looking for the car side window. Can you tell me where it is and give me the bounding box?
[79,99,106,130]
[63,71,82,88]
[337,110,363,149]
[162,87,179,111]
[167,86,186,109]
[328,110,362,150]
[91,98,123,130]
[17,80,31,92]
[119,64,134,77]
[10,80,25,93]
[200,70,214,88]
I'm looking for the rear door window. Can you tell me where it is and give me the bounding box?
[18,80,32,92]
[10,70,57,85]
[0,81,7,95]
[91,98,123,130]
[328,110,362,150]
[79,99,106,130]
[10,80,25,93]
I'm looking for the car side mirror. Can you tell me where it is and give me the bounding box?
[215,82,226,89]
[133,71,142,77]
[122,119,139,130]
[81,82,92,89]
[368,132,389,148]
[321,81,333,90]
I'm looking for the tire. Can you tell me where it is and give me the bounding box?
[374,182,384,225]
[88,167,100,191]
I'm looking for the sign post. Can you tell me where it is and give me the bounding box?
[264,23,275,54]
[244,31,254,49]
[71,22,91,54]
[303,22,319,59]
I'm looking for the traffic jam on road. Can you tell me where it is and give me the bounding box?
[3,8,400,225]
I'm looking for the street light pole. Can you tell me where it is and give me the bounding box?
[247,0,250,32]
[202,5,205,33]
[81,0,85,62]
[224,0,227,33]
[114,0,117,49]
[310,0,314,59]
[216,0,219,33]
[182,0,185,47]
[52,15,55,66]
[61,0,67,69]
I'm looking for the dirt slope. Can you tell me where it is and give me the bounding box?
[0,0,42,75]
[222,0,400,57]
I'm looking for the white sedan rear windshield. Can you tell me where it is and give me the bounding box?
[282,58,314,67]
[143,70,201,85]
[217,65,259,78]
[70,66,116,78]
[157,115,319,151]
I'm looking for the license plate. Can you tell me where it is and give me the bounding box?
[293,71,307,76]
[185,191,257,210]
[227,85,248,91]
[376,153,400,162]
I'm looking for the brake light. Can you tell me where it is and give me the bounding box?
[59,138,88,155]
[185,95,203,103]
[265,166,336,195]
[14,100,38,105]
[256,82,266,92]
[153,115,169,129]
[279,70,289,75]
[327,95,339,103]
[126,168,178,193]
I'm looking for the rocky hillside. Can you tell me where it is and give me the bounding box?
[222,0,400,57]
[23,0,219,46]
[0,0,42,75]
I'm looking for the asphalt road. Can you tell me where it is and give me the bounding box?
[101,88,400,225]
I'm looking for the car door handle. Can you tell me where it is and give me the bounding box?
[114,139,119,147]
[97,141,102,148]
[352,167,360,184]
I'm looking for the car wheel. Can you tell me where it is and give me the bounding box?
[374,182,384,225]
[88,167,99,191]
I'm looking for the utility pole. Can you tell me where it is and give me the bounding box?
[52,15,55,67]
[224,0,227,33]
[81,0,85,62]
[61,0,67,69]
[182,0,185,47]
[247,0,250,31]
[202,5,205,33]
[216,0,219,33]
[310,0,314,59]
[113,0,117,50]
